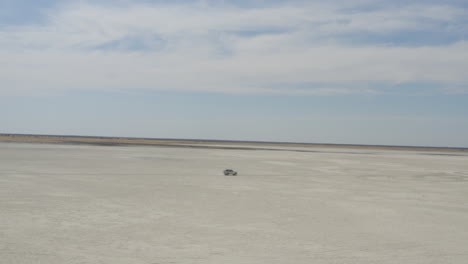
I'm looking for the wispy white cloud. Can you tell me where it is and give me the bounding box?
[1,1,467,95]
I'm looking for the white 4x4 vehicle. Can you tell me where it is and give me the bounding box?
[223,169,238,176]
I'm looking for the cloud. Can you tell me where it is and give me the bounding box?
[0,1,467,95]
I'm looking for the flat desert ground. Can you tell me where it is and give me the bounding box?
[1,142,468,264]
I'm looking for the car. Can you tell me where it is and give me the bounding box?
[223,169,238,176]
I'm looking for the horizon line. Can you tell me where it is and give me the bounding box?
[1,132,467,151]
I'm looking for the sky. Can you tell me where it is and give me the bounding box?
[1,0,467,147]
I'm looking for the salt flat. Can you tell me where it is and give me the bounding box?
[1,142,468,264]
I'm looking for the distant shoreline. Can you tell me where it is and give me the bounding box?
[1,133,467,153]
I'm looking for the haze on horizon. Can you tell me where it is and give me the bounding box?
[1,0,468,147]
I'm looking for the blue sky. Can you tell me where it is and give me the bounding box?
[1,0,467,147]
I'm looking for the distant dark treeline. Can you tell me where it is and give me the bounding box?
[1,133,467,151]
